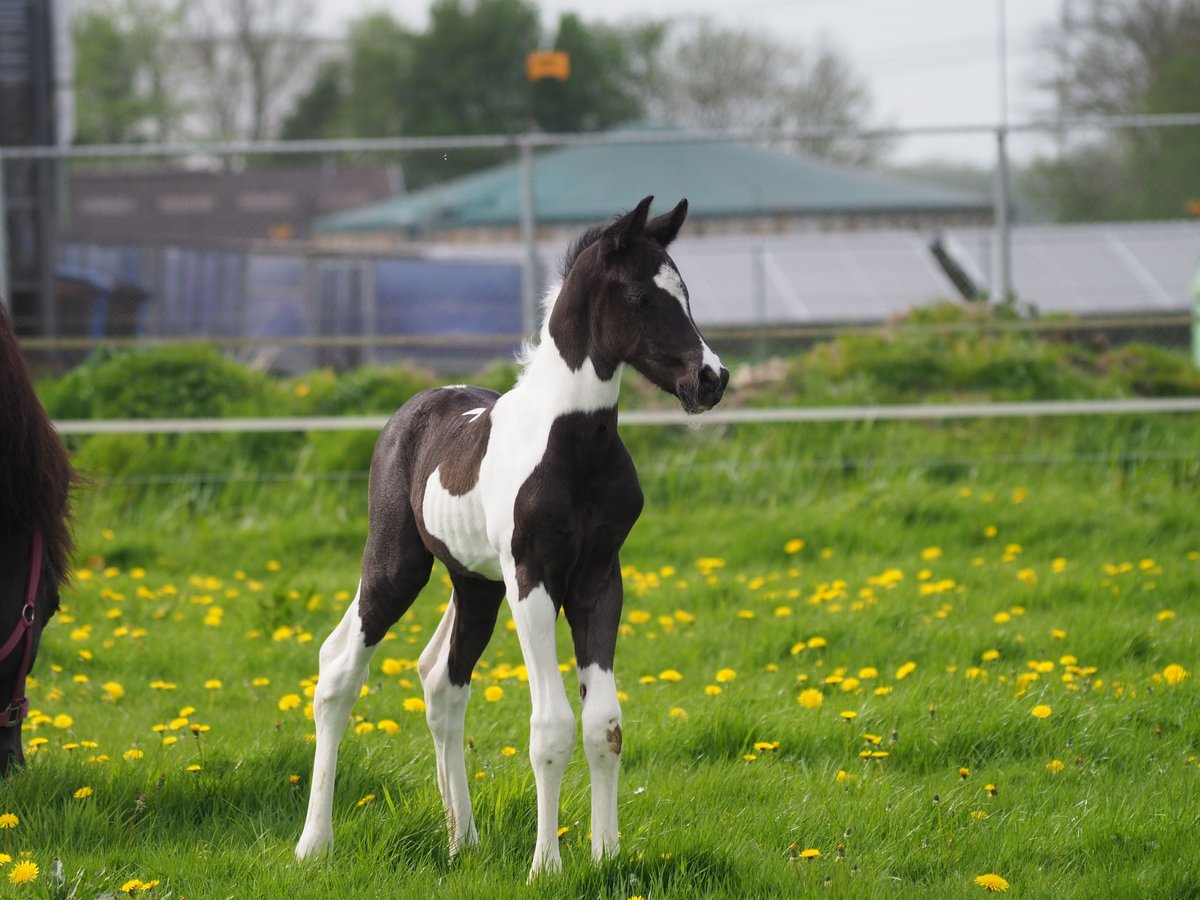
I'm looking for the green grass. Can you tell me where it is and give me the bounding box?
[4,416,1200,898]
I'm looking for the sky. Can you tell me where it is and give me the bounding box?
[314,0,1063,166]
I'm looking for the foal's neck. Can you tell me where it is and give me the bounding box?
[513,338,623,417]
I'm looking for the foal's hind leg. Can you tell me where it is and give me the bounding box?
[296,522,433,860]
[418,576,504,858]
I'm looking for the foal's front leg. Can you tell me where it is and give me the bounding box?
[504,566,576,878]
[569,559,625,861]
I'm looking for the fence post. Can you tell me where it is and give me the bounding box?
[1193,261,1200,368]
[518,135,539,338]
[0,154,8,308]
[993,125,1013,302]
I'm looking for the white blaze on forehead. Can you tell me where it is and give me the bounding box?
[652,263,688,310]
[654,263,724,375]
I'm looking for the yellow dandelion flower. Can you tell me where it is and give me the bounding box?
[797,688,823,709]
[1163,664,1189,685]
[356,794,375,807]
[52,714,73,729]
[0,851,9,865]
[1046,759,1065,773]
[102,681,125,701]
[668,707,688,721]
[895,661,917,680]
[715,668,736,683]
[743,753,757,761]
[974,873,1010,892]
[784,538,805,554]
[484,686,504,702]
[7,860,38,884]
[704,684,723,697]
[73,786,93,800]
[0,813,17,828]
[800,848,821,859]
[839,710,858,720]
[123,749,145,761]
[376,719,400,735]
[278,694,302,711]
[658,669,683,682]
[1030,704,1052,719]
[402,697,426,713]
[186,764,202,773]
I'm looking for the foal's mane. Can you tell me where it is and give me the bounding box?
[560,223,608,280]
[0,305,74,582]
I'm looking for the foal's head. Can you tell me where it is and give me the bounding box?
[553,196,729,413]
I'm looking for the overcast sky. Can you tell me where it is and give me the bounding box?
[314,0,1063,165]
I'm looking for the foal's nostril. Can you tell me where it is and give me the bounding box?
[700,366,721,389]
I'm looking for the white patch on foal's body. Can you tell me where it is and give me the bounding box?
[422,336,622,582]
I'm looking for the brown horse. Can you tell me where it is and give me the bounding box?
[0,302,73,774]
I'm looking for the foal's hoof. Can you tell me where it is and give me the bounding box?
[295,829,333,862]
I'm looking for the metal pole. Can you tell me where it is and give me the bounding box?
[0,156,8,309]
[518,137,539,337]
[994,0,1013,302]
[995,127,1013,302]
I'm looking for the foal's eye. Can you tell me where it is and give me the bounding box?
[629,289,648,307]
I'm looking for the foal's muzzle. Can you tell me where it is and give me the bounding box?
[678,363,729,414]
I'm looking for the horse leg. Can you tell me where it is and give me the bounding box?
[417,576,504,858]
[504,566,576,878]
[566,558,624,862]
[296,519,433,861]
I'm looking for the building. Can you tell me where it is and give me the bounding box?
[312,129,993,244]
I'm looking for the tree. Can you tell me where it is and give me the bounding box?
[280,2,658,185]
[530,16,665,133]
[641,19,889,166]
[180,0,317,141]
[1030,0,1200,220]
[72,0,182,144]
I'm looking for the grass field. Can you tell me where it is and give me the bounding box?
[4,410,1200,898]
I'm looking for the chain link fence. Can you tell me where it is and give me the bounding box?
[3,118,1199,374]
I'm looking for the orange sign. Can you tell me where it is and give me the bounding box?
[526,51,570,82]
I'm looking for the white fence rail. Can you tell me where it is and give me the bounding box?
[51,397,1200,436]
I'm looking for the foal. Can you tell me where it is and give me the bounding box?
[296,196,728,876]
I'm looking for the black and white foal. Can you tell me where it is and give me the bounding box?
[296,196,728,876]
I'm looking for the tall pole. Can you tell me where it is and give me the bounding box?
[0,157,8,309]
[994,0,1014,302]
[518,136,539,337]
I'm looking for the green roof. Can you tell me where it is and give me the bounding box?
[313,133,990,234]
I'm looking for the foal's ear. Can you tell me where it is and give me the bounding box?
[602,195,655,255]
[644,198,688,248]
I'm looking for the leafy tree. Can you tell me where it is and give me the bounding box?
[279,2,659,184]
[530,15,664,133]
[1030,0,1200,221]
[73,0,182,143]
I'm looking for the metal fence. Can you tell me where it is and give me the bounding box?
[3,116,1200,373]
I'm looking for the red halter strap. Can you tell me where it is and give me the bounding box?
[0,531,42,728]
